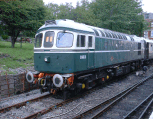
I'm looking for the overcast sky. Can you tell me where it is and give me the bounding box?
[142,0,153,13]
[43,0,153,13]
[43,0,83,7]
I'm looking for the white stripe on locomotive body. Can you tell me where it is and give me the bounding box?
[34,50,131,54]
[133,50,143,51]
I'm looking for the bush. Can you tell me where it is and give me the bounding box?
[2,35,9,40]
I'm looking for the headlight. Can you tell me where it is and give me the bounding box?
[44,58,47,62]
[44,56,50,63]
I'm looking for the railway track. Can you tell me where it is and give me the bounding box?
[123,92,153,119]
[0,93,63,119]
[0,93,51,113]
[22,86,100,119]
[23,97,76,119]
[73,73,153,119]
[0,85,96,119]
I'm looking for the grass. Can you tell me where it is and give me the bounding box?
[0,41,34,75]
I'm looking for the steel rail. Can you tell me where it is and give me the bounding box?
[138,96,153,119]
[123,92,153,119]
[73,73,153,119]
[0,93,51,113]
[22,98,73,119]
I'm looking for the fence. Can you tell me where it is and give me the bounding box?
[0,72,38,99]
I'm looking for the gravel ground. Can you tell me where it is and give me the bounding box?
[39,66,153,119]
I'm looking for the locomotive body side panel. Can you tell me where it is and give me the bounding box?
[34,53,74,73]
[94,38,131,68]
[94,38,145,69]
[74,52,88,72]
[94,37,108,68]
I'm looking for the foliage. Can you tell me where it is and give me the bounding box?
[69,0,98,26]
[22,30,35,38]
[46,0,98,26]
[46,3,59,20]
[0,0,47,48]
[1,35,9,40]
[57,3,74,19]
[90,0,145,36]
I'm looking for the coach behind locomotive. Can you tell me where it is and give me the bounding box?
[26,19,153,99]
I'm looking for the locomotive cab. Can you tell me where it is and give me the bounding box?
[34,30,75,74]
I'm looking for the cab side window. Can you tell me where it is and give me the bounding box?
[44,31,54,48]
[88,36,92,47]
[35,33,43,48]
[77,35,85,47]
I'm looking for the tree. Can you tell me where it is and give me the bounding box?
[69,0,98,26]
[46,2,74,20]
[91,0,146,36]
[46,0,98,26]
[46,3,59,20]
[0,0,47,48]
[56,3,74,19]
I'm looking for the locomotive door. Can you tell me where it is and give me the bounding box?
[143,40,149,59]
[146,42,149,59]
[87,36,95,69]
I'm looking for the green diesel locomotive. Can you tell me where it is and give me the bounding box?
[26,19,153,99]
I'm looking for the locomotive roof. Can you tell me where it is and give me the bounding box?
[130,35,153,43]
[38,19,128,36]
[144,38,153,43]
[38,19,94,34]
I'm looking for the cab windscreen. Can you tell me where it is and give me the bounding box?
[56,32,73,47]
